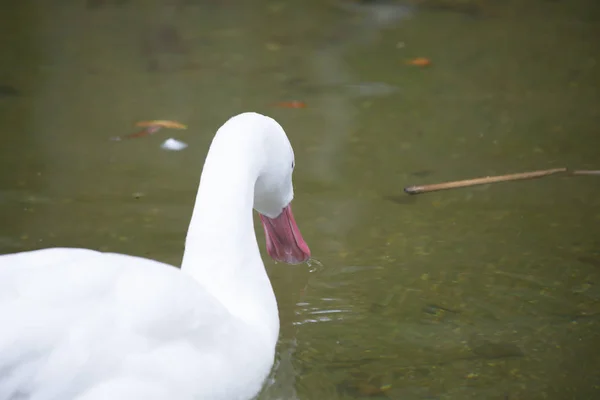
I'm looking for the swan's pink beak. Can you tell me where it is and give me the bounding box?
[260,204,311,264]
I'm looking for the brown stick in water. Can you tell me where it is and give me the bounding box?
[570,170,600,176]
[404,168,568,195]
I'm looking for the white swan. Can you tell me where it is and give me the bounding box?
[0,112,311,400]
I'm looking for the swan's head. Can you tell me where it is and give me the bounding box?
[248,114,311,265]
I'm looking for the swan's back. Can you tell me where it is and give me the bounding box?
[0,248,273,400]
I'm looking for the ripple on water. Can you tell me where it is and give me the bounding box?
[334,0,416,28]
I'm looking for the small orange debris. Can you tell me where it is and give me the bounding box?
[135,120,187,129]
[126,126,162,139]
[405,57,431,67]
[110,125,163,141]
[271,101,307,109]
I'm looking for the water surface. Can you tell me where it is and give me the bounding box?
[1,0,599,399]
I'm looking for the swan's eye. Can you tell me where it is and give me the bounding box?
[291,161,295,170]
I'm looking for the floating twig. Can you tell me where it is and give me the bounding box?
[404,168,568,195]
[570,170,600,176]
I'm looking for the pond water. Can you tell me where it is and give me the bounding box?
[1,0,599,399]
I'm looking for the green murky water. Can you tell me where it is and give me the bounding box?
[1,0,599,398]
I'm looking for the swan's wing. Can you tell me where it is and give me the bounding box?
[0,248,233,399]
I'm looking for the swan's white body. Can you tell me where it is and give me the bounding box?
[0,113,310,400]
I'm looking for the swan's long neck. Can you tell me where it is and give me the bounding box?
[181,129,278,342]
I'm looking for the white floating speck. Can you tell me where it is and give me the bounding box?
[160,138,188,151]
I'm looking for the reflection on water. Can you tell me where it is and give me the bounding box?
[334,0,415,28]
[295,297,354,325]
[1,0,600,399]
